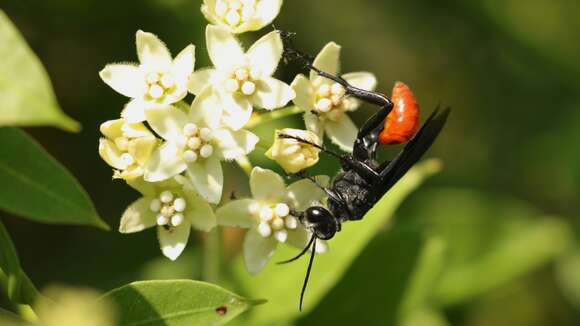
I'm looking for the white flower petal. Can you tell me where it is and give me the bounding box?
[213,129,258,160]
[255,0,283,27]
[136,30,172,70]
[206,25,245,69]
[182,189,216,232]
[171,44,196,84]
[121,99,148,123]
[99,64,146,98]
[216,199,256,228]
[325,115,358,152]
[98,138,126,170]
[250,167,286,201]
[187,68,217,95]
[157,223,191,260]
[291,74,315,111]
[121,121,153,138]
[311,42,341,81]
[128,136,157,165]
[186,156,223,204]
[303,111,324,139]
[126,178,157,197]
[119,197,157,233]
[219,92,253,130]
[247,31,283,77]
[244,228,277,275]
[144,142,187,182]
[342,72,377,91]
[286,228,311,250]
[145,106,189,142]
[251,77,295,110]
[286,176,330,211]
[190,87,222,129]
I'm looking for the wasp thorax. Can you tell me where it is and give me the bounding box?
[180,123,214,163]
[150,190,187,227]
[225,66,260,95]
[314,82,347,117]
[215,0,258,27]
[249,202,298,242]
[145,72,176,100]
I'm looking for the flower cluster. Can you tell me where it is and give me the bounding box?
[97,0,376,271]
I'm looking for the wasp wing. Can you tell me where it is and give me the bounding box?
[376,106,450,193]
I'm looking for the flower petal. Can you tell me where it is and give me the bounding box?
[98,138,126,170]
[119,197,156,233]
[126,178,157,196]
[291,74,315,112]
[171,44,196,84]
[187,68,217,95]
[190,87,222,129]
[157,223,190,261]
[186,156,223,204]
[201,0,218,25]
[244,228,277,275]
[286,176,330,211]
[182,189,216,232]
[206,25,245,69]
[216,199,256,228]
[144,142,187,182]
[303,111,324,140]
[310,42,341,81]
[219,93,252,130]
[255,0,283,27]
[287,227,311,250]
[128,136,157,165]
[99,119,123,139]
[325,115,358,152]
[251,77,295,110]
[145,106,188,142]
[121,99,148,123]
[121,121,153,138]
[213,129,258,160]
[136,30,172,70]
[250,167,286,201]
[99,64,146,98]
[342,72,377,91]
[247,31,282,77]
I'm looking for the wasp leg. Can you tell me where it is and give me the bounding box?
[353,103,393,161]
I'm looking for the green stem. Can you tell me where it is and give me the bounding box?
[202,227,220,284]
[245,106,304,129]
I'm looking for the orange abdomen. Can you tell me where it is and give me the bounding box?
[378,81,420,145]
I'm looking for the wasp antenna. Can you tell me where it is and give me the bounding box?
[277,233,315,265]
[299,238,317,311]
[278,133,341,159]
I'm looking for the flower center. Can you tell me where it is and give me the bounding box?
[225,66,259,96]
[113,133,140,169]
[180,123,214,163]
[215,0,258,27]
[150,190,187,227]
[313,82,347,118]
[249,202,298,242]
[145,72,175,100]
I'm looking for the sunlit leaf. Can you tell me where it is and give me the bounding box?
[0,220,39,305]
[0,128,108,229]
[102,280,266,326]
[0,10,80,132]
[233,159,442,325]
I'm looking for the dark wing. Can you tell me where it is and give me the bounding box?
[376,106,450,193]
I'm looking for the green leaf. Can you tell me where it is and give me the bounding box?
[102,280,265,326]
[0,10,79,132]
[0,219,39,305]
[0,128,108,229]
[232,159,442,325]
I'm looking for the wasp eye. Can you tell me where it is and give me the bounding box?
[305,207,337,240]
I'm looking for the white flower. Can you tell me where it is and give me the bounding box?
[99,30,195,122]
[98,118,158,180]
[143,88,259,204]
[216,167,328,274]
[201,0,283,34]
[265,128,321,173]
[188,25,295,130]
[120,176,216,260]
[291,42,377,151]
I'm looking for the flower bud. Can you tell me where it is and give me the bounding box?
[265,129,321,173]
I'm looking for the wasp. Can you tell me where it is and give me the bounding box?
[276,30,451,310]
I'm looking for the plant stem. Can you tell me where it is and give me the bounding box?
[235,156,253,176]
[245,106,303,129]
[202,227,220,284]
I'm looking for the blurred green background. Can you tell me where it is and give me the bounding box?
[2,0,580,325]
